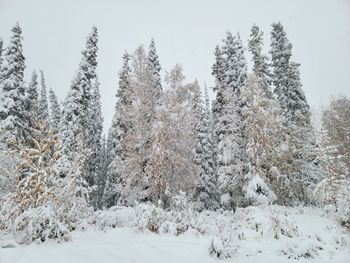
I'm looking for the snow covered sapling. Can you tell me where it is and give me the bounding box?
[242,170,277,206]
[0,122,70,244]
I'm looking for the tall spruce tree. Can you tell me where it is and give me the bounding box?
[248,24,272,98]
[270,22,292,99]
[0,23,27,143]
[270,22,319,204]
[26,71,39,125]
[191,80,218,210]
[203,84,217,196]
[103,52,132,207]
[212,32,247,209]
[38,70,50,123]
[87,77,103,207]
[60,26,98,160]
[0,38,3,71]
[211,45,225,179]
[147,39,162,101]
[96,135,109,208]
[48,87,61,132]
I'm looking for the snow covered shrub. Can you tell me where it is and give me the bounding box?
[279,243,324,259]
[13,205,70,244]
[242,172,276,206]
[134,194,196,235]
[135,203,164,233]
[165,192,197,235]
[169,191,191,211]
[206,206,304,259]
[92,206,135,230]
[270,208,299,239]
[209,236,237,259]
[0,142,17,200]
[220,193,236,211]
[55,154,93,231]
[336,179,350,229]
[208,214,238,259]
[147,208,162,233]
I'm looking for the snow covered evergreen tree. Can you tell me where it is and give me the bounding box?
[270,22,319,205]
[212,32,247,209]
[60,26,98,162]
[87,77,103,208]
[96,135,108,208]
[270,22,292,99]
[147,38,162,103]
[48,87,61,132]
[191,80,219,210]
[248,24,272,98]
[26,71,39,126]
[59,27,98,211]
[60,74,88,161]
[103,52,132,207]
[211,45,225,178]
[38,70,50,123]
[0,23,27,145]
[0,38,3,71]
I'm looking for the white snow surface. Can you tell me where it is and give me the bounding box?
[0,205,349,263]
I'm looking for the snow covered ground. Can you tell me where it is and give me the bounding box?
[0,205,349,263]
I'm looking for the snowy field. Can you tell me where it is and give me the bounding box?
[1,205,349,263]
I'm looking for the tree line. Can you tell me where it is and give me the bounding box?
[0,22,349,241]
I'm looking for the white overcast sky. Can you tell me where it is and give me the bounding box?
[0,0,349,133]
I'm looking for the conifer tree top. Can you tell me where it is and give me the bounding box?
[147,38,161,73]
